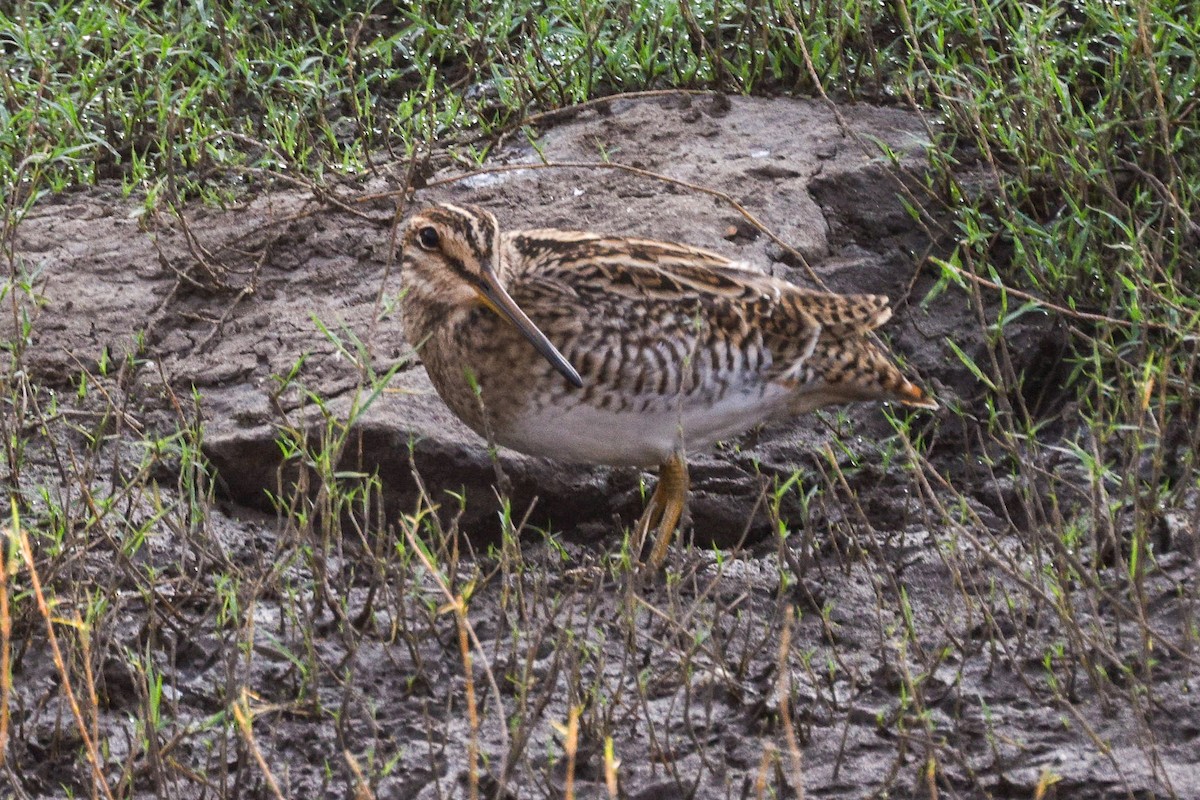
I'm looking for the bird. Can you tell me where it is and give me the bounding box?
[399,202,935,569]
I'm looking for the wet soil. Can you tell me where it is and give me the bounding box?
[4,94,1198,799]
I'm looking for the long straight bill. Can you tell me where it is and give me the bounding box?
[476,266,584,388]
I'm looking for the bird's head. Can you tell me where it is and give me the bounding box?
[401,203,582,388]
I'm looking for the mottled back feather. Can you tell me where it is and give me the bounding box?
[502,229,930,409]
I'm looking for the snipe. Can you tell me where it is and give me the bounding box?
[400,202,935,568]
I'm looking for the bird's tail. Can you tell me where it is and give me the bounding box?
[788,335,936,415]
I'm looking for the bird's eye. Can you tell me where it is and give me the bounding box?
[417,226,440,250]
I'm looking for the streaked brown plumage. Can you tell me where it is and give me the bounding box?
[401,202,935,567]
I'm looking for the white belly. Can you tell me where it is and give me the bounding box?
[496,386,792,467]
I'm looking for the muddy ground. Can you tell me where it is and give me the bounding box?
[4,95,1198,798]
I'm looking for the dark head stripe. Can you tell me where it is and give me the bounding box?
[430,203,496,259]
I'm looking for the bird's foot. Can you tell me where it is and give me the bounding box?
[634,453,689,572]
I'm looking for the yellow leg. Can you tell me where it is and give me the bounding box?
[634,453,689,570]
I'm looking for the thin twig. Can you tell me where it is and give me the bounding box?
[402,516,511,779]
[231,690,287,800]
[509,89,716,136]
[934,257,1176,332]
[9,503,116,800]
[776,609,806,799]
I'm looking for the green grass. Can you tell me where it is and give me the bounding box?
[4,0,1195,313]
[2,0,1199,797]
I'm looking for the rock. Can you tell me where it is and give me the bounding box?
[9,95,939,551]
